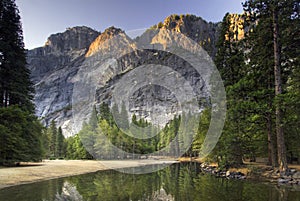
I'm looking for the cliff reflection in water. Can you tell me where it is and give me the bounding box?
[0,163,299,201]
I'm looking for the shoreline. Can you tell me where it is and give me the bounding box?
[0,159,178,190]
[1,159,300,190]
[179,157,300,186]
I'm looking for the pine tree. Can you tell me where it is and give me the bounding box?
[285,65,300,164]
[0,0,34,112]
[55,127,65,158]
[214,13,247,166]
[40,128,49,158]
[119,101,129,131]
[242,10,278,167]
[0,0,43,165]
[89,105,98,131]
[243,0,299,171]
[0,106,43,164]
[49,120,57,157]
[215,13,244,86]
[281,0,300,164]
[77,105,98,157]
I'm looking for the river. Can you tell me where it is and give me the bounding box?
[0,162,299,201]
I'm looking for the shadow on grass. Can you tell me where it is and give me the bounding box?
[0,162,45,168]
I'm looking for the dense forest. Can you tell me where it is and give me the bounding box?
[0,0,299,174]
[212,0,300,171]
[0,0,43,165]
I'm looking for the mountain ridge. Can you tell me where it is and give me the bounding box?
[27,13,245,136]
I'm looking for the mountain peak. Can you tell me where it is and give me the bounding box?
[44,26,100,52]
[85,26,130,57]
[103,26,124,36]
[94,26,125,44]
[150,14,207,30]
[146,14,218,57]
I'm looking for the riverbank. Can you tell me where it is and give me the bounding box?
[0,159,178,189]
[2,159,300,190]
[178,157,300,186]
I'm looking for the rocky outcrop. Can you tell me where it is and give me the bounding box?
[27,26,100,135]
[93,48,209,127]
[226,13,246,41]
[200,163,247,180]
[55,181,83,201]
[86,26,126,57]
[149,14,220,57]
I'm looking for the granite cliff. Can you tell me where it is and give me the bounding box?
[27,14,245,136]
[27,26,100,135]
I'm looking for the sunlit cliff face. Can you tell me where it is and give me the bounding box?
[225,14,246,41]
[27,14,243,136]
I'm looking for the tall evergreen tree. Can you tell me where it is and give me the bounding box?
[243,0,299,171]
[0,106,43,164]
[214,13,247,166]
[49,120,57,157]
[55,127,65,158]
[79,105,98,156]
[119,101,129,131]
[0,0,34,112]
[243,10,278,167]
[0,0,43,165]
[89,105,98,131]
[281,0,300,164]
[215,13,245,86]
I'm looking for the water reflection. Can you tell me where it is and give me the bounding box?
[0,163,299,201]
[55,181,83,201]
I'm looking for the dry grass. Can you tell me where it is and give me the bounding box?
[177,157,203,163]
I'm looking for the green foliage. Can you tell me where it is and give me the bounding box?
[0,106,43,165]
[132,113,150,128]
[284,54,300,163]
[89,106,98,131]
[40,128,49,158]
[212,12,248,167]
[48,120,57,157]
[41,121,66,159]
[0,0,44,165]
[65,134,92,160]
[55,127,65,158]
[243,0,300,169]
[192,109,210,155]
[72,103,186,159]
[202,0,300,168]
[0,0,34,112]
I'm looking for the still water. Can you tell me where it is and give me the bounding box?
[0,163,300,201]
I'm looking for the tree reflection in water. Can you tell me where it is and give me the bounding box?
[0,163,299,201]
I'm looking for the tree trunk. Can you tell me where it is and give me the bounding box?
[267,114,277,167]
[273,8,288,172]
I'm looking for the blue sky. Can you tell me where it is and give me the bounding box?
[16,0,244,49]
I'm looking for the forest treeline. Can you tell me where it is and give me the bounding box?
[0,0,299,172]
[0,0,44,165]
[212,0,299,171]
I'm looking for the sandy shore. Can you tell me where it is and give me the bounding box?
[0,159,178,189]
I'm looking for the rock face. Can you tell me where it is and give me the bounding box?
[27,26,100,135]
[157,14,220,57]
[27,14,244,136]
[226,14,246,41]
